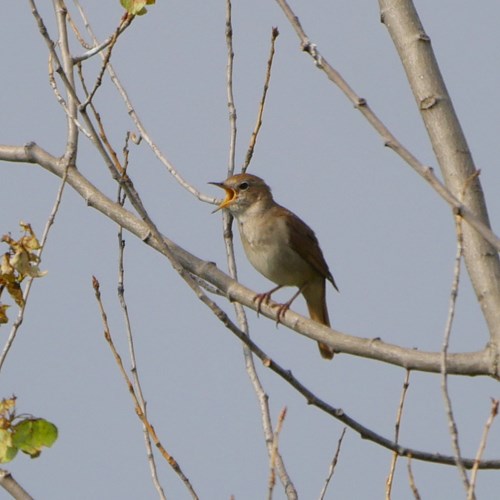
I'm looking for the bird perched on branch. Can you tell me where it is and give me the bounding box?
[211,173,338,359]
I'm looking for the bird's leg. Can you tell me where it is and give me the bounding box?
[274,287,303,325]
[253,284,283,316]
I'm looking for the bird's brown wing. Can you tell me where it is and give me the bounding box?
[278,206,339,291]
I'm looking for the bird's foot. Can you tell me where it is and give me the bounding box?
[273,302,291,326]
[253,285,283,317]
[271,287,302,326]
[254,291,273,316]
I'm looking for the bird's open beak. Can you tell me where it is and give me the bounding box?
[209,181,236,212]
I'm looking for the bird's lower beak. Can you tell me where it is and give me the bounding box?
[209,181,236,212]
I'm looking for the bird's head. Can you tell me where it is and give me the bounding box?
[209,173,272,215]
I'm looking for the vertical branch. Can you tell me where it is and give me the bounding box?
[222,3,297,498]
[440,211,470,493]
[1,1,80,372]
[386,370,411,499]
[467,399,499,499]
[378,0,500,352]
[242,27,279,172]
[318,427,347,500]
[406,458,421,500]
[441,172,481,494]
[53,0,78,163]
[267,407,287,500]
[225,0,237,176]
[93,277,199,500]
[73,1,212,203]
[115,137,166,500]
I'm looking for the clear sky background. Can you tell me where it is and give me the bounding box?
[1,1,499,499]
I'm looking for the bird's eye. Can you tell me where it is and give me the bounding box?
[239,182,249,190]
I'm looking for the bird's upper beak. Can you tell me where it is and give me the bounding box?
[209,181,236,212]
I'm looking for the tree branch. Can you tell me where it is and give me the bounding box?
[378,0,500,370]
[0,469,33,500]
[0,143,497,378]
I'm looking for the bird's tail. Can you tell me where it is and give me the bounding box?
[302,280,335,360]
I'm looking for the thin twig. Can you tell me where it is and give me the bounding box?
[73,0,213,204]
[467,399,499,500]
[440,176,479,494]
[201,295,500,469]
[47,53,92,140]
[115,137,166,500]
[0,162,70,372]
[66,7,92,49]
[242,26,279,172]
[30,0,125,193]
[386,370,411,499]
[268,407,288,500]
[225,0,237,177]
[223,3,297,497]
[2,142,498,379]
[92,277,199,500]
[53,0,79,165]
[406,457,421,500]
[318,428,347,500]
[273,0,500,252]
[4,143,500,469]
[71,12,133,63]
[80,15,131,110]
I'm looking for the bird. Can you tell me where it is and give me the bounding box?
[210,173,338,359]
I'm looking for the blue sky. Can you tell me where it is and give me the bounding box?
[1,1,499,498]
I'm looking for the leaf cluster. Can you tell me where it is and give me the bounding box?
[0,222,46,324]
[0,397,58,464]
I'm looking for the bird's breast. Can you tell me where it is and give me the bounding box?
[237,216,315,287]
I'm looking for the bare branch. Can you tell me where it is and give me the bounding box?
[276,0,500,348]
[223,3,297,497]
[115,150,166,499]
[467,399,499,499]
[0,156,69,372]
[386,370,411,499]
[225,0,237,176]
[1,144,499,468]
[440,208,470,493]
[268,407,288,500]
[0,142,497,378]
[53,0,78,163]
[92,277,198,499]
[242,27,279,172]
[378,0,500,350]
[318,428,347,500]
[71,0,213,204]
[406,457,421,500]
[0,469,33,500]
[72,11,133,63]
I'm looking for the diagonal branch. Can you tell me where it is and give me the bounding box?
[0,143,497,379]
[378,0,500,367]
[1,142,499,468]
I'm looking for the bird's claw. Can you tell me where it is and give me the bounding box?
[253,292,272,316]
[273,302,290,326]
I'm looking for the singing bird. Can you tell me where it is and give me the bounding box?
[211,173,338,359]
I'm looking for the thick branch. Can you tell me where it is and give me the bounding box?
[0,469,33,500]
[378,0,500,349]
[0,143,498,378]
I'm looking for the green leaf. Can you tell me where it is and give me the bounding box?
[12,418,58,459]
[0,429,18,464]
[120,0,155,16]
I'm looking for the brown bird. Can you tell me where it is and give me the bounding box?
[210,173,338,359]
